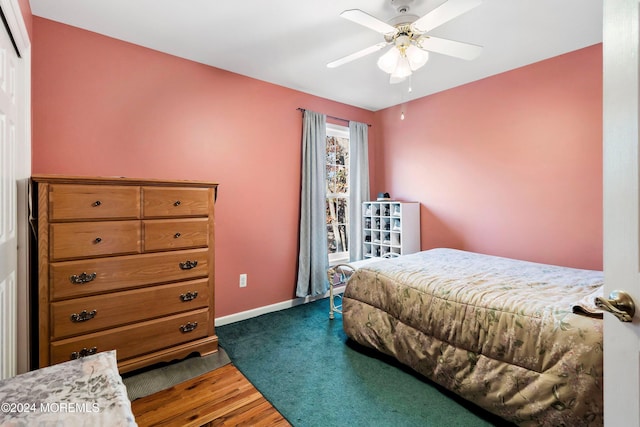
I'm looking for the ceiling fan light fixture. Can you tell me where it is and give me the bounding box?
[389,56,412,83]
[380,43,427,83]
[406,44,429,70]
[377,47,401,74]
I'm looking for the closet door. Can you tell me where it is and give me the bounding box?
[0,0,29,380]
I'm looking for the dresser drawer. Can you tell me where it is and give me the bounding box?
[143,218,209,252]
[50,308,210,365]
[142,187,210,218]
[34,176,218,372]
[48,184,140,221]
[50,249,210,300]
[49,221,141,261]
[51,279,210,339]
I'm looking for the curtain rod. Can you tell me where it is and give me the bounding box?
[297,108,371,127]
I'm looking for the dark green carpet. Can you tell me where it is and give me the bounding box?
[217,298,514,427]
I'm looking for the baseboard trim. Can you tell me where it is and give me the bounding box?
[214,285,346,326]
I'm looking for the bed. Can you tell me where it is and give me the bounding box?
[0,350,137,426]
[341,248,604,426]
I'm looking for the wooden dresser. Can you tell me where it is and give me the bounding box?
[32,175,218,373]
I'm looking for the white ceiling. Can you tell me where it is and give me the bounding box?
[29,0,603,111]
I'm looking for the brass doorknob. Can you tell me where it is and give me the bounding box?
[595,290,635,322]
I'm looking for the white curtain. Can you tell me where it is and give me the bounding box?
[348,121,370,262]
[296,110,329,297]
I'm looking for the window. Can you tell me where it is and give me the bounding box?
[326,124,349,264]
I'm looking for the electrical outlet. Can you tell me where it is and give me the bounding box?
[239,273,247,288]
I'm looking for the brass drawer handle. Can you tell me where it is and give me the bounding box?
[174,200,181,206]
[174,232,181,238]
[70,272,97,284]
[179,260,198,270]
[180,322,198,333]
[180,291,198,302]
[70,309,97,323]
[70,346,97,360]
[94,237,102,244]
[93,200,101,207]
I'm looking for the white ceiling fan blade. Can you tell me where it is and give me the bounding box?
[417,36,482,60]
[411,0,482,33]
[327,42,389,68]
[340,9,398,36]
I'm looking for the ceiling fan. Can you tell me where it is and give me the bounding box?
[327,0,483,84]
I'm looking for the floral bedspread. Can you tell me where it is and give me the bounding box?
[0,350,137,427]
[342,248,604,426]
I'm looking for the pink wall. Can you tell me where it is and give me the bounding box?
[31,17,377,317]
[32,15,603,320]
[374,44,603,270]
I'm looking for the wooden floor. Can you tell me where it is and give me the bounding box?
[131,363,291,427]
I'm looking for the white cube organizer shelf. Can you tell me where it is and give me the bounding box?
[363,201,420,259]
